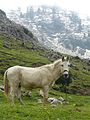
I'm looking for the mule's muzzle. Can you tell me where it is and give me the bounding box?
[63,70,69,78]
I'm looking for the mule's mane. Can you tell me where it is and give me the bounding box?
[53,59,62,64]
[39,59,62,71]
[39,63,53,71]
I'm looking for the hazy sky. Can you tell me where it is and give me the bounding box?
[0,0,90,17]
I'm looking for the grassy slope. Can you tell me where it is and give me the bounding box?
[0,35,90,120]
[0,90,90,120]
[68,57,90,95]
[0,35,50,83]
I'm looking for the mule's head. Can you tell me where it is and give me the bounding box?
[61,56,70,78]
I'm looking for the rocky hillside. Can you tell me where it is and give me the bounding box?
[0,9,51,52]
[0,9,90,95]
[0,10,34,40]
[7,6,90,59]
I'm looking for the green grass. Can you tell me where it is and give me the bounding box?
[0,90,90,120]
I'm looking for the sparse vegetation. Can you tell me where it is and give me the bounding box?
[0,90,90,120]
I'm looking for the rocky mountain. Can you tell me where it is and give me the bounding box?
[0,9,34,40]
[0,9,49,51]
[7,6,90,59]
[0,9,62,61]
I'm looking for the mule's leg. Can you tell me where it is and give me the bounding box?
[9,81,20,104]
[9,83,18,104]
[17,84,24,104]
[42,86,49,104]
[9,85,15,104]
[13,81,24,104]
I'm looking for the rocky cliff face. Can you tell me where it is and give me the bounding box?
[0,9,37,42]
[7,6,90,59]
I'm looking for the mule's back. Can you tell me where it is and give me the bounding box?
[20,65,53,89]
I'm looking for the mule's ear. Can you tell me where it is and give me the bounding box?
[62,56,64,61]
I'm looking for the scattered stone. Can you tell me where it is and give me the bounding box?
[58,97,65,102]
[0,85,4,92]
[47,97,65,104]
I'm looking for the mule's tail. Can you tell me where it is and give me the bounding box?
[4,70,9,96]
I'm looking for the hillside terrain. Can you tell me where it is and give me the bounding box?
[0,9,90,95]
[0,90,90,120]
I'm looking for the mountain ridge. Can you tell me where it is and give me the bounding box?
[7,6,90,59]
[0,9,50,52]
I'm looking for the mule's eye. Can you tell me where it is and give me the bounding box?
[68,64,71,67]
[61,65,63,67]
